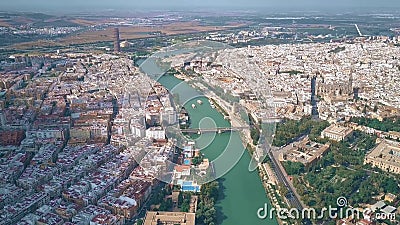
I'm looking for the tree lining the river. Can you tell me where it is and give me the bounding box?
[196,181,219,225]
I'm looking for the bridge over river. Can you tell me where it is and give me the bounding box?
[179,126,249,134]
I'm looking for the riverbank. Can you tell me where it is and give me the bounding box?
[177,73,305,225]
[208,97,229,118]
[199,83,290,225]
[156,73,278,225]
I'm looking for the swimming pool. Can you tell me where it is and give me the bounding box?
[183,159,191,165]
[182,185,200,192]
[176,180,201,192]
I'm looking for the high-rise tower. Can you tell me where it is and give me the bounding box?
[0,112,6,127]
[311,75,319,118]
[113,28,120,53]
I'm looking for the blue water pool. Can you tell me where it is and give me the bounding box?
[183,159,191,165]
[182,185,200,192]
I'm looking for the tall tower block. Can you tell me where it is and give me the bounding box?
[311,75,319,118]
[0,112,6,127]
[113,28,120,53]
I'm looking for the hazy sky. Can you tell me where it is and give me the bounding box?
[1,0,399,12]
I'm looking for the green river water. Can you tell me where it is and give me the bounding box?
[157,74,278,225]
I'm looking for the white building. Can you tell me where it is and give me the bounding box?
[364,140,400,174]
[321,124,353,141]
[183,141,196,158]
[146,127,166,140]
[303,104,313,116]
[173,165,191,179]
[161,107,177,125]
[130,119,146,138]
[26,128,66,140]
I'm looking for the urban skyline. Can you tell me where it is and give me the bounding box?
[0,2,399,225]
